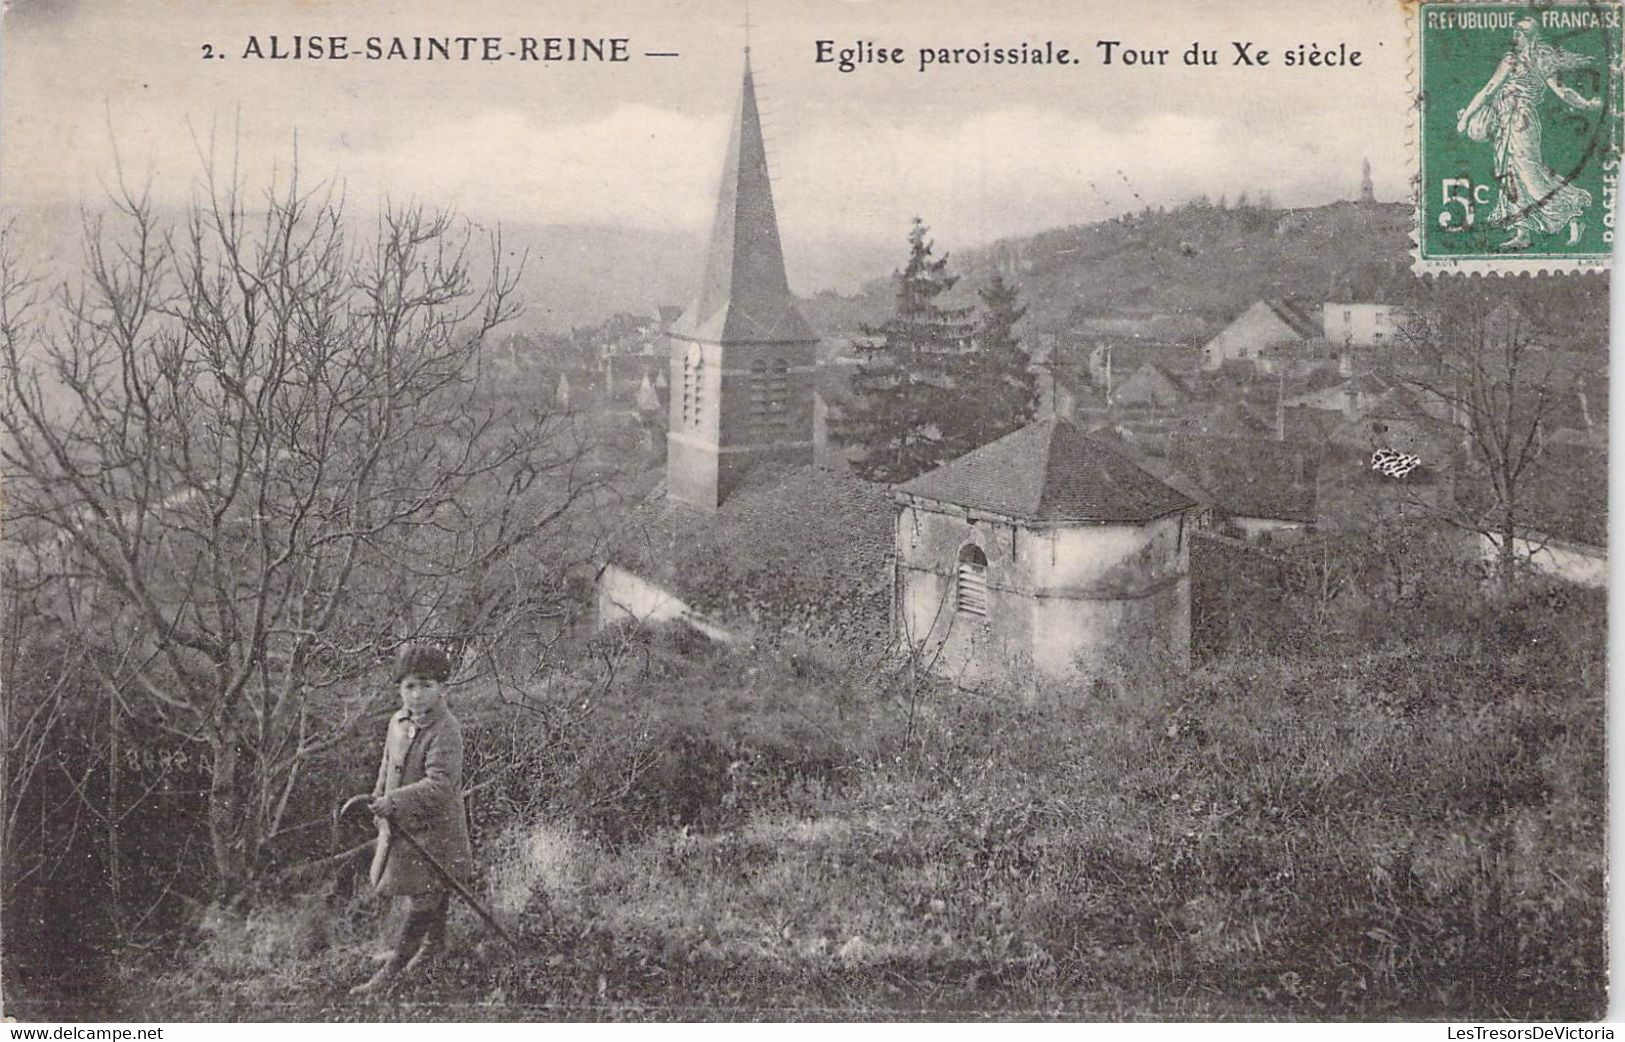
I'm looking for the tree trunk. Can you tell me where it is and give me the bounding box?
[206,734,247,896]
[1497,511,1518,591]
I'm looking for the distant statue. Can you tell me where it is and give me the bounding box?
[1360,158,1375,203]
[1455,17,1603,250]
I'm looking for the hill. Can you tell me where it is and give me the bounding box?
[1,202,895,335]
[13,197,1604,346]
[800,200,1421,345]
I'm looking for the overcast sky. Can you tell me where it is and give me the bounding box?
[2,0,1410,255]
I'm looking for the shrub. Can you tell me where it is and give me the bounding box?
[112,576,1604,1020]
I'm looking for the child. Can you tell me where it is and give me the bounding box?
[350,643,474,996]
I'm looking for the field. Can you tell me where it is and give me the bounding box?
[23,577,1602,1023]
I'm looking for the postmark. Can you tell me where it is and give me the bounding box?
[1414,0,1624,272]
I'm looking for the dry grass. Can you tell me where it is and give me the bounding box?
[100,584,1608,1021]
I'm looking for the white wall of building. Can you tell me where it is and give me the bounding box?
[1203,301,1311,371]
[596,564,736,641]
[1230,516,1309,541]
[1323,303,1410,347]
[1478,532,1607,589]
[894,502,1190,697]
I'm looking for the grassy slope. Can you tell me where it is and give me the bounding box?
[100,581,1605,1023]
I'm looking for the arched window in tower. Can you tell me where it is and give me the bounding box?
[749,357,791,436]
[956,544,989,618]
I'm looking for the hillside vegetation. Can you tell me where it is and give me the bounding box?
[81,570,1605,1022]
[802,201,1419,342]
[804,200,1608,355]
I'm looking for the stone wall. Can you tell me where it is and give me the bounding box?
[666,337,817,510]
[895,502,1191,697]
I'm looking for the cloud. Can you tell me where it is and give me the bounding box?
[0,0,1407,254]
[5,83,1401,262]
[769,104,1400,248]
[303,105,731,232]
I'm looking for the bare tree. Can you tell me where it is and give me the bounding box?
[1392,281,1581,584]
[0,153,598,894]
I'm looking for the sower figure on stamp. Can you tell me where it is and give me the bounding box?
[349,643,474,996]
[1456,17,1603,251]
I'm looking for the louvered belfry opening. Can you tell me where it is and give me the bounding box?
[682,351,704,428]
[748,357,790,436]
[956,544,989,617]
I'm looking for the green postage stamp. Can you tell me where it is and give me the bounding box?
[1416,1,1624,271]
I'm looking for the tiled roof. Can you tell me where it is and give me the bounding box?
[894,417,1194,523]
[608,464,894,640]
[1163,435,1320,523]
[1193,399,1274,438]
[1131,363,1192,398]
[1280,405,1343,443]
[1362,384,1433,420]
[1090,342,1200,374]
[1263,299,1321,340]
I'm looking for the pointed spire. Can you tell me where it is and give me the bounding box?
[679,59,816,344]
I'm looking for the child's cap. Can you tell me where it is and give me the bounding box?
[393,642,453,683]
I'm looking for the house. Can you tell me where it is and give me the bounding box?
[892,418,1195,696]
[599,311,676,402]
[1192,399,1275,439]
[1313,440,1454,532]
[1160,435,1320,543]
[1087,341,1197,390]
[635,370,662,415]
[540,366,601,412]
[1285,370,1400,418]
[1202,300,1321,372]
[1330,383,1455,458]
[1111,363,1192,409]
[1322,302,1414,348]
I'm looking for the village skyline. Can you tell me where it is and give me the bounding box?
[0,0,1610,1024]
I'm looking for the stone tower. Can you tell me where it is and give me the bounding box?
[1360,158,1375,203]
[666,59,818,511]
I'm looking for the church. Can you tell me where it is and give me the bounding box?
[596,58,1195,694]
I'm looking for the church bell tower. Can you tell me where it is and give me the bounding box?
[666,59,818,511]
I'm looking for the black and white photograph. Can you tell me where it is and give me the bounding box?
[0,0,1611,1024]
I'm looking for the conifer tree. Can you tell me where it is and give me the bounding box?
[952,274,1037,453]
[833,218,974,483]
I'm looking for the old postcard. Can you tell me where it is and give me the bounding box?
[0,0,1611,1025]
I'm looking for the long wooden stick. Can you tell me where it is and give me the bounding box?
[382,813,523,951]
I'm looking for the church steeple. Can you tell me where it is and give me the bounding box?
[680,60,815,344]
[1360,158,1375,203]
[667,56,819,512]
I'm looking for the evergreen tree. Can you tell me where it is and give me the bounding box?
[953,274,1038,452]
[832,218,974,483]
